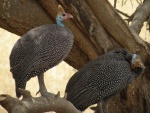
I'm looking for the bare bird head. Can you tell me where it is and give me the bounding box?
[131,54,145,69]
[56,5,73,27]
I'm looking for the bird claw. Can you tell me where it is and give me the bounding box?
[36,89,55,99]
[55,91,60,98]
[36,90,40,95]
[41,91,55,99]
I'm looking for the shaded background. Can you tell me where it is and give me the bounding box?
[0,0,149,113]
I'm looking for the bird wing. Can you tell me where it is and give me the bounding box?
[9,25,49,70]
[91,60,132,98]
[20,26,72,74]
[65,50,126,93]
[9,34,36,74]
[10,24,73,78]
[9,25,48,78]
[66,68,100,110]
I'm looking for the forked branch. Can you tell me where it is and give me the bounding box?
[0,89,81,113]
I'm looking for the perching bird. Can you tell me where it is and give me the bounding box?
[65,49,145,112]
[10,5,74,98]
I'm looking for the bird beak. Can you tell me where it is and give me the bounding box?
[140,63,146,69]
[63,13,73,20]
[130,59,146,69]
[67,14,73,18]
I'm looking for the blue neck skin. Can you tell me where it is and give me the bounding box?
[56,16,65,27]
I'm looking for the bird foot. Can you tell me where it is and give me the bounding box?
[36,89,55,99]
[36,90,40,95]
[41,91,55,98]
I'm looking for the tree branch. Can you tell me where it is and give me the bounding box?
[86,0,150,62]
[130,0,150,34]
[116,9,135,24]
[114,0,117,8]
[37,0,100,62]
[0,0,93,69]
[0,89,81,113]
[0,0,150,66]
[57,0,120,53]
[0,0,150,113]
[116,9,131,19]
[147,15,150,32]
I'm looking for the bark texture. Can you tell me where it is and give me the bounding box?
[0,0,150,113]
[0,89,81,113]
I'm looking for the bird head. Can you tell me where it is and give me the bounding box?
[131,54,145,70]
[56,5,73,27]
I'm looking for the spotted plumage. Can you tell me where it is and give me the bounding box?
[10,5,74,98]
[65,49,145,112]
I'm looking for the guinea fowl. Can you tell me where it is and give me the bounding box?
[10,5,74,98]
[65,49,145,113]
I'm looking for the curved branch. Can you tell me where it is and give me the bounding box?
[0,0,93,69]
[130,0,150,34]
[38,0,100,59]
[0,89,81,113]
[0,0,53,35]
[86,0,150,62]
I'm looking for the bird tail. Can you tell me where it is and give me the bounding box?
[15,79,26,98]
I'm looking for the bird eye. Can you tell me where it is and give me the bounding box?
[62,13,66,17]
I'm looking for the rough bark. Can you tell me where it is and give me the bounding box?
[0,0,150,113]
[130,0,150,34]
[85,0,150,62]
[0,89,81,113]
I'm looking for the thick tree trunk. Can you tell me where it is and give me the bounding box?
[0,0,150,113]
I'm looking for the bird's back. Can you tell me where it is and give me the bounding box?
[65,49,134,111]
[10,24,74,80]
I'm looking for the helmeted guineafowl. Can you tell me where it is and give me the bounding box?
[65,49,145,112]
[10,5,74,98]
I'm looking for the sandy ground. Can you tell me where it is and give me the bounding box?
[0,0,149,113]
